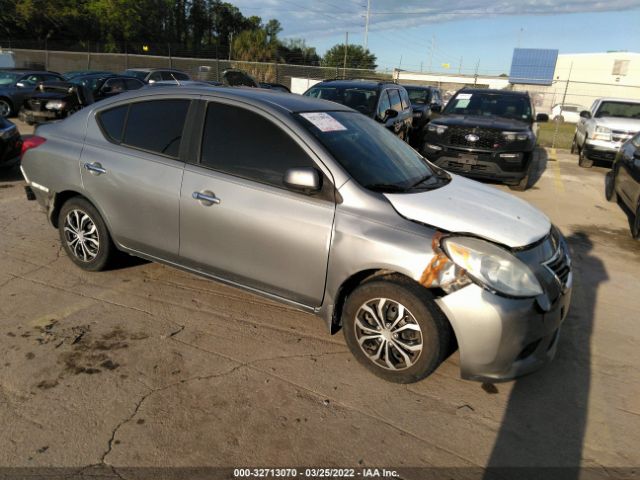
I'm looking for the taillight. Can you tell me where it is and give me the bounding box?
[20,135,46,158]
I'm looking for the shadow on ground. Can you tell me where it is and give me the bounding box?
[484,232,606,480]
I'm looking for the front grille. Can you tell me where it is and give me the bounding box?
[441,160,489,173]
[447,126,505,150]
[543,246,571,288]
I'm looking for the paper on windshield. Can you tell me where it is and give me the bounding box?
[457,93,472,100]
[300,112,347,132]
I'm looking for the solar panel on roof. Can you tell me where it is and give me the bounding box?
[509,48,558,85]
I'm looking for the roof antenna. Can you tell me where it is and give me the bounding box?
[170,73,182,86]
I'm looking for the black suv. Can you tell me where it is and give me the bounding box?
[422,88,548,190]
[303,79,413,141]
[402,85,443,147]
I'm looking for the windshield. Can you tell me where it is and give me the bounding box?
[405,88,431,105]
[123,70,148,81]
[71,76,107,92]
[304,86,379,116]
[0,72,20,86]
[595,101,640,119]
[443,92,532,121]
[295,111,447,192]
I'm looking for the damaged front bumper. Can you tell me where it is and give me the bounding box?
[436,280,572,382]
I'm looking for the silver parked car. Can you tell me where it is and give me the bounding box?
[20,86,572,383]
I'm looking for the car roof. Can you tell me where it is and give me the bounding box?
[312,79,398,89]
[99,85,353,114]
[458,88,529,97]
[598,97,640,103]
[125,68,186,73]
[401,84,436,90]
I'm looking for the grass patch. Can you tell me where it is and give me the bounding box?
[537,122,575,150]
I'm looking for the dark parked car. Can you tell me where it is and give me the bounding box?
[220,69,290,92]
[0,116,21,167]
[303,79,413,141]
[606,132,640,239]
[422,88,548,191]
[123,68,191,83]
[19,75,144,125]
[0,69,64,117]
[402,85,443,147]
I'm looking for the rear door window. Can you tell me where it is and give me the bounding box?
[377,90,391,117]
[200,102,316,189]
[98,105,128,143]
[122,100,190,158]
[148,71,163,82]
[388,89,402,112]
[399,88,411,110]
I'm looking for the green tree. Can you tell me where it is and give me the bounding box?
[278,38,320,65]
[232,28,276,63]
[322,44,377,69]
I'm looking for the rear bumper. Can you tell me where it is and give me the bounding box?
[0,137,22,166]
[436,281,572,382]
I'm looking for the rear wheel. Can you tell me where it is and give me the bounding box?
[571,135,577,154]
[342,276,450,383]
[58,197,117,271]
[605,170,618,202]
[578,140,593,168]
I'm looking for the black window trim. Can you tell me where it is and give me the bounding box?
[193,97,336,199]
[96,97,195,162]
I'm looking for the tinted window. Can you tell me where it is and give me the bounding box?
[201,102,315,188]
[148,71,162,82]
[399,88,411,110]
[388,89,402,112]
[377,91,391,117]
[161,71,189,81]
[406,88,431,105]
[123,100,190,158]
[105,78,126,93]
[125,79,144,90]
[99,105,128,142]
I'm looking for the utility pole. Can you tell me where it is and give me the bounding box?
[364,0,371,51]
[458,56,463,74]
[428,35,435,72]
[399,55,402,69]
[517,27,524,48]
[343,32,349,78]
[552,61,573,149]
[473,59,480,85]
[420,61,423,72]
[228,32,233,60]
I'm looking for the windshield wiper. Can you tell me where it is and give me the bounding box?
[365,183,408,193]
[409,174,433,189]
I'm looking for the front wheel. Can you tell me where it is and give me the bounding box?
[0,98,12,118]
[632,204,640,240]
[58,197,117,271]
[571,135,577,154]
[342,276,451,383]
[578,142,593,168]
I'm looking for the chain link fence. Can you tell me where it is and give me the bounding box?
[10,48,391,93]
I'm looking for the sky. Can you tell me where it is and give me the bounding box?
[232,0,640,74]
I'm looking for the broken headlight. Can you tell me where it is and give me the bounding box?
[441,236,542,298]
[45,100,66,110]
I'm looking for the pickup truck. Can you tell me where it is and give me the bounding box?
[573,98,640,168]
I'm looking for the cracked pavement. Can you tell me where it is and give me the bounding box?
[1,126,639,479]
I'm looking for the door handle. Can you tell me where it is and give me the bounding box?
[84,162,107,175]
[192,190,221,206]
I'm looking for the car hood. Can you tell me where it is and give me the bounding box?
[28,92,69,101]
[433,114,531,131]
[384,174,550,248]
[595,117,640,132]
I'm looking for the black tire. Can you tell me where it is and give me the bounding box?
[571,135,577,154]
[509,171,530,191]
[632,204,640,240]
[58,197,117,271]
[605,170,618,203]
[342,275,451,383]
[0,98,13,118]
[578,141,593,168]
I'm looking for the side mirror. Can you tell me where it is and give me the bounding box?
[580,110,591,119]
[535,113,549,123]
[284,167,321,194]
[378,108,398,122]
[430,104,442,113]
[16,82,26,88]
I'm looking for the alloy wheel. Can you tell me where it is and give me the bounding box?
[0,100,11,117]
[354,298,423,371]
[63,209,100,262]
